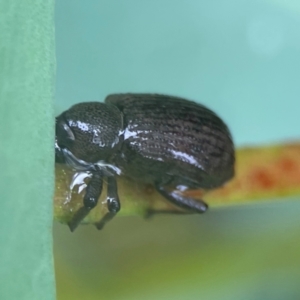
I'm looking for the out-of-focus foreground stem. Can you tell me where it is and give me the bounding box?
[54,142,300,225]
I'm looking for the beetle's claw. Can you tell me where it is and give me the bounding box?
[67,206,91,232]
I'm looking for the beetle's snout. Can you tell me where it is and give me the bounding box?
[55,136,65,163]
[55,114,75,163]
[55,115,75,146]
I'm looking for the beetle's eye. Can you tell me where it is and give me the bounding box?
[55,117,75,148]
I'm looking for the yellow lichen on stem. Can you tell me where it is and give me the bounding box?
[54,142,300,225]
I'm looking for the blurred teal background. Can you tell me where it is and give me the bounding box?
[54,1,300,299]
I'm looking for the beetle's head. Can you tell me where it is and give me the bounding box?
[55,102,122,165]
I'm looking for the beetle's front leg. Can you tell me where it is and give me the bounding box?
[68,170,103,232]
[154,184,208,214]
[95,176,120,230]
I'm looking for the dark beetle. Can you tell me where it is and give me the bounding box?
[55,94,235,231]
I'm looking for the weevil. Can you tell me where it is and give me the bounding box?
[55,94,235,231]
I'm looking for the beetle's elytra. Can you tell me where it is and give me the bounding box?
[55,94,235,231]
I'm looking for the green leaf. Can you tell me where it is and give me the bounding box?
[0,1,55,299]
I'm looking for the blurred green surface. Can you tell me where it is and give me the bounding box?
[55,200,300,300]
[0,1,55,299]
[55,1,300,299]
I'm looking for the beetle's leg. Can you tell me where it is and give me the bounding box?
[95,176,121,230]
[154,184,208,214]
[68,170,103,232]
